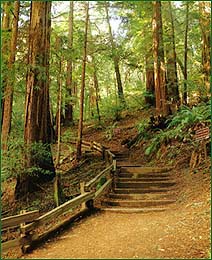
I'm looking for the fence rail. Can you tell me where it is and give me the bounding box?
[85,164,113,191]
[2,210,39,230]
[1,140,116,255]
[21,192,95,234]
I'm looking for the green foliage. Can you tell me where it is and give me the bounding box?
[167,103,211,129]
[101,101,123,121]
[145,127,185,156]
[137,120,149,135]
[145,103,210,156]
[61,130,75,143]
[1,140,54,182]
[105,122,118,141]
[1,138,24,181]
[136,119,150,141]
[96,176,107,190]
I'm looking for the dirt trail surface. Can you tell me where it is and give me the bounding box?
[23,195,210,259]
[23,210,209,259]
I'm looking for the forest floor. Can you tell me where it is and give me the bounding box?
[2,108,211,259]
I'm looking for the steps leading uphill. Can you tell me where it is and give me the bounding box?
[101,152,177,213]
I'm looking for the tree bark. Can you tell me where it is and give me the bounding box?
[183,2,189,105]
[93,66,101,122]
[65,1,74,125]
[55,36,63,152]
[199,1,211,99]
[76,2,89,160]
[152,1,168,116]
[15,2,55,199]
[1,1,20,151]
[105,2,126,108]
[145,51,155,107]
[166,1,179,108]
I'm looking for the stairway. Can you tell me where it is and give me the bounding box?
[101,152,176,213]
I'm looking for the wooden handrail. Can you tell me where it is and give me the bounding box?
[2,238,21,252]
[85,165,113,191]
[2,140,116,255]
[2,210,39,229]
[94,179,112,199]
[21,192,95,234]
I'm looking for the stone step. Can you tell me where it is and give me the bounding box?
[116,181,176,189]
[100,207,168,213]
[113,188,172,194]
[108,193,174,200]
[116,177,171,182]
[102,199,175,208]
[119,167,173,174]
[118,172,171,178]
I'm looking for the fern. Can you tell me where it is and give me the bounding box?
[168,103,210,129]
[144,102,210,156]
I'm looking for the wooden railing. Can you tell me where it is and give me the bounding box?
[2,210,40,252]
[69,139,107,155]
[1,140,116,255]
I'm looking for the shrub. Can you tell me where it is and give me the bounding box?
[145,102,210,156]
[1,140,54,182]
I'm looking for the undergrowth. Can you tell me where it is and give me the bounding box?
[1,140,54,181]
[136,103,211,156]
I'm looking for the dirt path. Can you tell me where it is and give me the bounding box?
[22,168,210,259]
[23,204,210,259]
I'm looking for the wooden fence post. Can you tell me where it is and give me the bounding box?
[20,210,31,253]
[113,159,116,171]
[80,182,86,210]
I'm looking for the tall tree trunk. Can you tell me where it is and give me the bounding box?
[88,19,101,122]
[15,2,55,199]
[145,51,155,107]
[65,1,74,125]
[183,2,189,105]
[54,40,63,207]
[93,66,101,122]
[1,1,20,152]
[152,1,168,116]
[199,1,211,99]
[56,64,62,166]
[55,36,63,140]
[105,2,126,108]
[166,1,179,108]
[76,2,89,160]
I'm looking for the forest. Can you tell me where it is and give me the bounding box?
[1,1,211,259]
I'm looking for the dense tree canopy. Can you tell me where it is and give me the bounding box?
[1,1,211,196]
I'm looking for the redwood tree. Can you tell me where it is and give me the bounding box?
[105,2,126,108]
[65,1,74,125]
[15,2,55,198]
[1,1,20,151]
[183,2,189,105]
[145,50,155,107]
[76,2,89,159]
[152,1,168,115]
[166,1,179,108]
[199,1,211,99]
